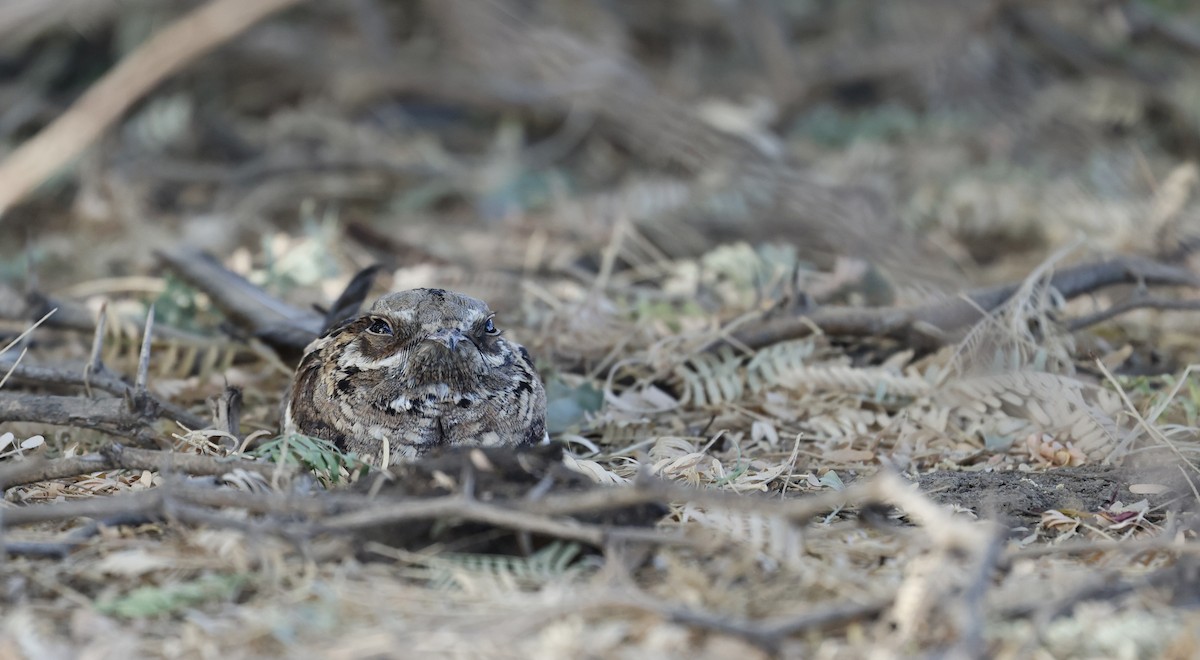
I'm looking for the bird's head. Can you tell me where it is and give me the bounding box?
[331,288,512,387]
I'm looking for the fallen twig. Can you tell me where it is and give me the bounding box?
[84,301,107,389]
[1066,295,1200,332]
[0,393,153,442]
[157,249,384,360]
[0,361,208,431]
[0,443,290,492]
[1122,0,1200,57]
[948,525,1007,659]
[134,304,155,393]
[0,490,165,526]
[657,596,891,652]
[156,248,320,343]
[723,255,1200,351]
[0,467,893,546]
[1,540,81,559]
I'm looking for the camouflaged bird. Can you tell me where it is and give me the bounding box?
[283,288,546,467]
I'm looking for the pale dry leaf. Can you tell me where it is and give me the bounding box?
[94,549,175,577]
[19,435,44,450]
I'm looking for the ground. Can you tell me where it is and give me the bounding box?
[2,2,1200,658]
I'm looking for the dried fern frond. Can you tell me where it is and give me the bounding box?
[672,338,927,411]
[673,347,746,407]
[413,542,589,593]
[773,364,932,399]
[97,310,258,383]
[950,245,1078,377]
[916,371,1123,459]
[679,504,805,571]
[746,340,818,392]
[561,454,629,485]
[807,408,893,441]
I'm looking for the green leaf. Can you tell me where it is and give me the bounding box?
[97,573,247,619]
[249,433,366,485]
[544,377,605,434]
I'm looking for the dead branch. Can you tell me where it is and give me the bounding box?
[157,249,319,337]
[652,596,891,652]
[1066,295,1200,332]
[948,525,1008,659]
[1,540,81,559]
[1122,1,1200,57]
[0,361,208,431]
[0,0,308,216]
[0,393,155,441]
[0,453,111,491]
[156,248,321,359]
[0,443,291,492]
[0,479,686,551]
[211,386,243,439]
[1006,6,1163,82]
[0,466,889,556]
[0,490,165,526]
[134,304,155,392]
[725,255,1200,351]
[157,249,382,359]
[86,300,107,377]
[999,559,1195,623]
[315,492,688,547]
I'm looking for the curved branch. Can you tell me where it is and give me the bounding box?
[725,256,1200,351]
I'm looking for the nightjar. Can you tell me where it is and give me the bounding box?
[283,288,546,467]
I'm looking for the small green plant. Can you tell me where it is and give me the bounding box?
[97,573,247,619]
[426,541,588,591]
[250,432,368,485]
[792,101,920,147]
[153,274,217,333]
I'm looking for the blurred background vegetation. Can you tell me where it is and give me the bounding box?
[3,1,1199,299]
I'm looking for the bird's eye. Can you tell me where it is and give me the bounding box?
[366,318,393,336]
[484,318,498,335]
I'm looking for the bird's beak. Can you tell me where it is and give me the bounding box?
[429,328,466,352]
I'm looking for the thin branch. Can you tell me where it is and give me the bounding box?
[949,525,1007,659]
[0,466,879,532]
[0,393,151,441]
[83,303,107,397]
[654,596,890,651]
[0,346,27,390]
[0,481,691,553]
[0,307,56,357]
[0,490,165,526]
[0,443,291,491]
[1122,1,1200,57]
[87,300,108,376]
[156,248,320,339]
[1066,295,1200,332]
[723,255,1200,351]
[0,0,309,216]
[0,361,208,431]
[2,540,81,559]
[134,303,155,392]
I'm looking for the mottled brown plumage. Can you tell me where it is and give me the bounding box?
[283,288,546,466]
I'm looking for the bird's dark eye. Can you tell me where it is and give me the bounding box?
[484,318,498,335]
[366,318,393,336]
